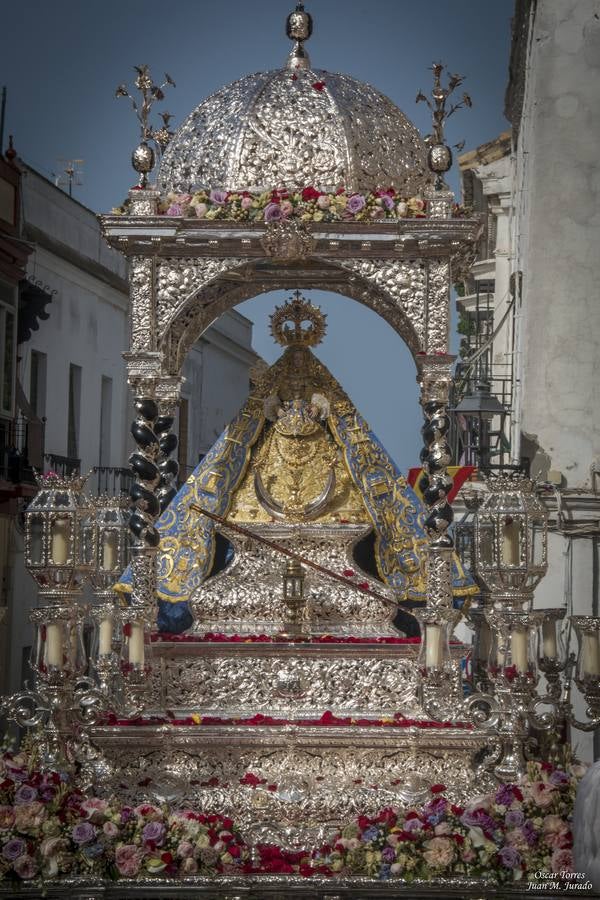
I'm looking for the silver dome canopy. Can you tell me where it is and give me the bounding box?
[157,65,430,196]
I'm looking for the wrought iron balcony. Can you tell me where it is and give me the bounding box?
[0,417,44,485]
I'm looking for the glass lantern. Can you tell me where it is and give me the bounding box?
[24,472,93,598]
[30,608,87,681]
[486,607,539,682]
[571,616,600,682]
[415,608,456,674]
[474,473,548,608]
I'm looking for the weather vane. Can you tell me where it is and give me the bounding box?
[416,63,472,188]
[115,66,176,188]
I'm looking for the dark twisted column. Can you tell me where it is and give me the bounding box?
[154,407,179,513]
[418,356,455,608]
[128,397,161,609]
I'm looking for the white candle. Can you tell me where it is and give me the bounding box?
[46,623,63,668]
[511,628,528,673]
[581,632,600,676]
[425,624,442,669]
[99,617,114,656]
[541,619,558,659]
[51,518,70,565]
[128,622,145,666]
[501,519,520,565]
[102,532,118,571]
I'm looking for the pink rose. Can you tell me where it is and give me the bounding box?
[396,201,408,216]
[317,194,331,209]
[505,828,529,851]
[462,847,476,862]
[241,196,253,210]
[181,856,198,874]
[423,836,455,868]
[103,821,119,838]
[529,781,556,808]
[543,814,569,836]
[194,202,208,218]
[177,840,195,859]
[134,803,161,820]
[551,847,573,872]
[13,854,38,879]
[0,806,15,830]
[81,798,109,822]
[280,200,294,217]
[434,822,452,836]
[14,801,47,833]
[115,844,143,877]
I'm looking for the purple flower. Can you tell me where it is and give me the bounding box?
[404,817,424,832]
[142,821,166,846]
[166,204,183,217]
[461,808,497,835]
[264,202,283,223]
[120,807,134,824]
[505,809,525,828]
[495,785,515,807]
[2,838,26,861]
[382,846,396,863]
[39,786,56,802]
[361,825,380,842]
[521,820,539,846]
[72,822,96,845]
[209,189,228,205]
[381,195,394,211]
[498,845,521,869]
[14,785,37,805]
[347,194,366,214]
[549,770,569,787]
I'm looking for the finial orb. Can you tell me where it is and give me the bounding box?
[286,5,312,42]
[131,141,155,188]
[427,143,453,175]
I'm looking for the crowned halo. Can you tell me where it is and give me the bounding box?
[269,290,327,348]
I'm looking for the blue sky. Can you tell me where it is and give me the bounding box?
[1,0,513,466]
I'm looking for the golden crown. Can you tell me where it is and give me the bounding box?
[269,291,327,348]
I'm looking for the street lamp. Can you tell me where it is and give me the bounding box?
[452,380,507,470]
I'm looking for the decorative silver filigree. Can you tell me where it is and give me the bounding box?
[157,68,428,196]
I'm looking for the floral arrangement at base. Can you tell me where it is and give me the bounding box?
[0,747,584,885]
[112,186,468,222]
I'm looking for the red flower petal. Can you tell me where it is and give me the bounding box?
[312,81,326,92]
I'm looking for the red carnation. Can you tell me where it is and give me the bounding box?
[301,186,321,202]
[512,786,523,801]
[358,815,372,830]
[312,81,326,92]
[161,852,173,864]
[453,833,465,845]
[430,783,447,794]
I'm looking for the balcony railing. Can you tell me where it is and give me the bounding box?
[0,417,45,484]
[44,452,80,478]
[93,466,133,497]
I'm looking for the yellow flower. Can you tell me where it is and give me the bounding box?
[221,852,233,865]
[313,210,324,222]
[191,713,202,724]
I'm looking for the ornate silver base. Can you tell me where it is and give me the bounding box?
[87,724,493,849]
[0,875,576,899]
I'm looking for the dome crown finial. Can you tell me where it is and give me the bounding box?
[286,3,313,70]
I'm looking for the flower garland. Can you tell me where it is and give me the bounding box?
[111,187,467,222]
[102,710,470,729]
[0,750,585,884]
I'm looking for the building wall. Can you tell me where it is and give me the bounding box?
[511,0,600,486]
